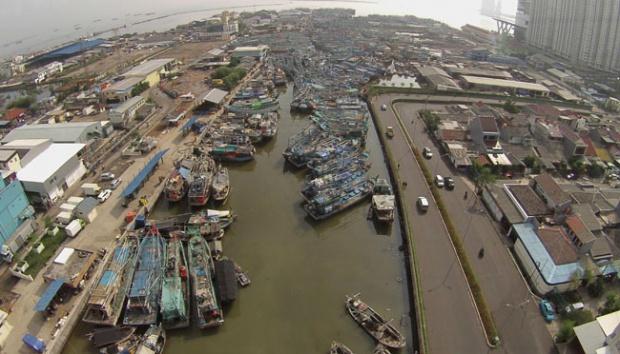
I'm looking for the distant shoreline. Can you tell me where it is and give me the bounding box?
[291,0,377,3]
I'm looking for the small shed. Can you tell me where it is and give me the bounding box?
[74,197,98,223]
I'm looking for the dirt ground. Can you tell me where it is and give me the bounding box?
[61,48,158,79]
[153,41,224,64]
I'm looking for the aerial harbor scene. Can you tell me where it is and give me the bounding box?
[3,1,620,354]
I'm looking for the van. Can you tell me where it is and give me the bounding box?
[435,175,444,188]
[565,302,585,313]
[386,126,394,138]
[417,196,429,212]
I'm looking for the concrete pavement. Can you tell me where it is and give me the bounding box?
[372,93,557,354]
[369,98,489,354]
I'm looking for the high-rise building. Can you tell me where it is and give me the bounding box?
[526,0,620,73]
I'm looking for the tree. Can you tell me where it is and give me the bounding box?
[566,309,595,325]
[556,320,576,343]
[587,278,604,298]
[228,57,240,68]
[7,96,35,109]
[502,100,519,113]
[212,67,232,79]
[601,293,620,315]
[419,110,440,133]
[131,82,149,97]
[472,161,496,193]
[523,155,537,169]
[588,163,605,178]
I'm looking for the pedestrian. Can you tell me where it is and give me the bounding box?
[402,181,407,188]
[464,191,468,200]
[397,163,400,169]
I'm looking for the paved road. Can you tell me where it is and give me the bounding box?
[373,93,557,354]
[369,98,489,354]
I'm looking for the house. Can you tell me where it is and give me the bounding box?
[574,310,620,354]
[0,150,21,173]
[564,214,596,254]
[558,125,587,159]
[445,142,472,169]
[482,183,526,230]
[0,176,35,262]
[500,124,533,146]
[16,144,86,206]
[437,120,468,142]
[532,174,572,213]
[469,116,501,153]
[103,58,175,102]
[2,108,27,123]
[510,221,583,295]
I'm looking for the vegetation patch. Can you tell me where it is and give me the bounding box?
[131,82,150,97]
[22,229,67,277]
[212,66,247,90]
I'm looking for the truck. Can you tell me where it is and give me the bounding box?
[56,211,72,225]
[81,183,101,197]
[65,219,83,238]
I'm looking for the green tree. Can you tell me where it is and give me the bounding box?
[7,96,35,109]
[131,82,149,97]
[566,309,595,325]
[523,155,537,168]
[228,57,240,67]
[556,320,576,343]
[472,161,496,193]
[602,293,620,315]
[419,110,440,133]
[502,100,519,113]
[588,163,605,178]
[212,67,232,79]
[587,278,604,298]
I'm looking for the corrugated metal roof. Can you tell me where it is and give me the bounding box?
[2,122,100,143]
[124,58,174,78]
[17,143,85,183]
[34,279,64,312]
[122,149,168,198]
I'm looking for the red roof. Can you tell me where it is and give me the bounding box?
[3,108,26,121]
[578,133,597,157]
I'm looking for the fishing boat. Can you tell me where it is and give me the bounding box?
[371,178,395,223]
[214,259,238,304]
[209,143,255,162]
[304,178,374,220]
[330,341,355,354]
[211,166,230,202]
[227,97,279,114]
[99,335,139,354]
[87,326,135,348]
[163,169,188,202]
[302,170,367,201]
[307,153,370,178]
[135,324,166,354]
[123,227,166,326]
[373,344,391,354]
[185,213,225,241]
[188,235,224,328]
[345,294,406,349]
[82,237,138,326]
[188,157,216,207]
[233,262,251,287]
[160,236,190,329]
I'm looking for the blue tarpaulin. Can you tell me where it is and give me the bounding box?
[22,334,45,353]
[122,149,168,198]
[34,278,64,312]
[182,116,197,131]
[99,270,117,287]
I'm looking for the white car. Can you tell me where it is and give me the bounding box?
[97,189,112,203]
[381,104,387,111]
[435,175,444,188]
[417,196,429,212]
[110,178,122,190]
[100,172,115,181]
[423,147,433,159]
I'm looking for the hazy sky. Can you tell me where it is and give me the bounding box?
[0,0,517,58]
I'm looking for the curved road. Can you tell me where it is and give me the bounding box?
[371,93,557,354]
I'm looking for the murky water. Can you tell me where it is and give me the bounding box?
[63,85,414,354]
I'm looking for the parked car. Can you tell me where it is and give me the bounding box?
[539,299,556,322]
[100,172,115,181]
[435,175,444,188]
[97,189,112,203]
[381,104,387,111]
[445,176,455,190]
[423,147,433,159]
[386,126,394,138]
[110,178,122,190]
[564,302,585,313]
[417,196,429,212]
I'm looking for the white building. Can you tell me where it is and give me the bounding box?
[574,310,620,354]
[231,45,269,59]
[16,144,86,205]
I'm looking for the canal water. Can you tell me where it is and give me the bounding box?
[63,85,414,354]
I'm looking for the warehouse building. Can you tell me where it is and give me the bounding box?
[460,75,550,96]
[1,121,111,144]
[109,96,146,128]
[0,177,35,262]
[231,45,269,59]
[104,58,175,102]
[16,144,86,206]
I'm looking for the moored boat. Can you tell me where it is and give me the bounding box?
[82,237,139,326]
[163,169,188,202]
[188,157,216,207]
[123,227,166,326]
[209,143,255,162]
[160,236,190,329]
[345,294,406,349]
[371,178,395,223]
[135,324,166,354]
[330,341,355,354]
[87,326,135,348]
[211,166,230,202]
[304,179,374,220]
[188,235,224,328]
[373,344,392,354]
